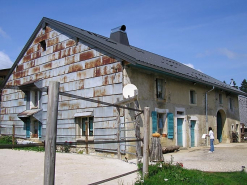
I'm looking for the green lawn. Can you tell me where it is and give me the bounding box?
[136,163,247,185]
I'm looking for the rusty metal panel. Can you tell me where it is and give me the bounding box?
[94,106,115,118]
[84,76,103,89]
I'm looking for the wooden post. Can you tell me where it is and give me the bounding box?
[143,107,150,178]
[117,107,121,159]
[134,90,141,163]
[85,121,89,154]
[44,81,60,185]
[12,124,15,147]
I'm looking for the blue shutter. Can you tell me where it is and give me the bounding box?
[167,113,174,139]
[26,118,30,138]
[151,111,157,133]
[38,121,42,138]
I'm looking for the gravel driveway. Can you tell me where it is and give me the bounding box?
[1,143,247,185]
[163,143,247,172]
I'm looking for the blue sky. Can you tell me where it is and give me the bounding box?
[0,0,246,86]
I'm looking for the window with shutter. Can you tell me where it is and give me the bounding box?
[167,113,174,139]
[151,111,158,133]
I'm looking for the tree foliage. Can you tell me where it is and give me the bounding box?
[240,79,247,93]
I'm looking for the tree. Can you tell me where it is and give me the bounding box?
[230,79,238,89]
[240,79,247,93]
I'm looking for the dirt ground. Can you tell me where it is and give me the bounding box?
[1,143,247,185]
[0,149,138,185]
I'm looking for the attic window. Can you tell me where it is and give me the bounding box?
[40,40,46,51]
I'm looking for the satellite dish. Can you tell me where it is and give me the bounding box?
[123,84,137,98]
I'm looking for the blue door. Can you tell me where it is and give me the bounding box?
[217,112,222,143]
[191,121,196,147]
[26,118,30,138]
[177,118,183,147]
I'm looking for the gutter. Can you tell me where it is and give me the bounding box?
[205,86,214,146]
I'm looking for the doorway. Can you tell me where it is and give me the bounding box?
[177,118,183,147]
[190,120,196,147]
[217,112,222,143]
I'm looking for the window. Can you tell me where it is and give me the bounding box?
[40,40,46,51]
[30,90,41,109]
[151,111,165,135]
[156,79,164,99]
[79,117,94,136]
[229,98,233,110]
[219,94,223,104]
[190,90,196,104]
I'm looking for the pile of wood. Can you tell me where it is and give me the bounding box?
[162,146,180,154]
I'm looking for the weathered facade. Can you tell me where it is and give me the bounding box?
[1,18,247,158]
[239,95,247,127]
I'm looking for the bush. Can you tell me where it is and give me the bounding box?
[0,135,15,144]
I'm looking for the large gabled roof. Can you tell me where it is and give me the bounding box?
[1,17,246,96]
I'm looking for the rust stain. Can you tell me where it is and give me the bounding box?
[33,33,49,45]
[32,66,40,74]
[103,76,108,86]
[37,72,44,79]
[102,56,116,65]
[23,55,31,63]
[30,60,35,68]
[79,50,94,61]
[85,58,101,69]
[13,72,21,79]
[16,64,24,73]
[47,37,59,47]
[61,76,67,83]
[26,47,34,55]
[53,43,65,52]
[32,52,41,60]
[78,79,84,89]
[94,67,101,77]
[110,75,115,83]
[93,87,106,97]
[1,108,6,114]
[65,55,76,65]
[60,48,71,58]
[116,63,123,72]
[66,40,76,48]
[45,26,53,33]
[59,86,65,92]
[43,62,52,70]
[60,101,69,108]
[68,63,83,73]
[14,79,21,86]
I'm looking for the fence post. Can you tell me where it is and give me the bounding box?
[143,107,150,178]
[117,107,121,159]
[44,81,60,185]
[12,124,15,147]
[85,121,88,154]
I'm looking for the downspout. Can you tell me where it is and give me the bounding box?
[205,86,214,146]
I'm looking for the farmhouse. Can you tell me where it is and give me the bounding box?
[1,17,246,157]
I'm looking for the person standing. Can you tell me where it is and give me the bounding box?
[207,127,214,153]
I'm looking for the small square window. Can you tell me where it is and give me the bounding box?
[40,40,46,51]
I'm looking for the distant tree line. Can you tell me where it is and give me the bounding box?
[224,79,247,93]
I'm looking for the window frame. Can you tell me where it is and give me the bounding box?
[190,90,197,105]
[79,117,94,137]
[156,78,164,99]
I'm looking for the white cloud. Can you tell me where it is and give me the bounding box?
[0,51,13,69]
[0,27,10,39]
[196,48,247,59]
[184,63,202,72]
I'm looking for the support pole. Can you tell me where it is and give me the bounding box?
[44,81,60,185]
[143,107,150,178]
[117,107,121,159]
[85,121,89,154]
[12,124,15,148]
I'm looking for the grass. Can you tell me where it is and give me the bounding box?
[0,135,45,152]
[135,162,247,185]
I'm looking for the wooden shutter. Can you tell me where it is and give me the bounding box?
[167,113,174,139]
[26,118,30,138]
[38,121,42,138]
[151,111,157,133]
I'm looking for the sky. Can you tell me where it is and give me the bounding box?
[0,0,246,86]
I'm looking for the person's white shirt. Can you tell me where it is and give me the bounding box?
[209,130,214,139]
